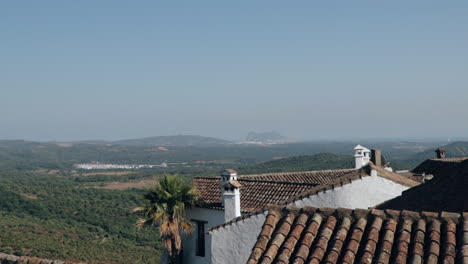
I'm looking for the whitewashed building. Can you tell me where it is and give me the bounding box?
[182,145,420,264]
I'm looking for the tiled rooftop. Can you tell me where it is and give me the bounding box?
[193,177,318,213]
[193,164,419,213]
[247,205,468,264]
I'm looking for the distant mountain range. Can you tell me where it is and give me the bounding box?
[111,135,231,146]
[246,131,286,141]
[239,141,468,174]
[52,135,230,146]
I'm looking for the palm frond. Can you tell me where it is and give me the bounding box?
[133,174,199,256]
[132,206,146,214]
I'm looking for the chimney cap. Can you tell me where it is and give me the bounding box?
[435,148,446,153]
[221,169,238,175]
[354,144,370,152]
[223,180,242,188]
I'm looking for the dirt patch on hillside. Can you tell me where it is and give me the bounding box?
[93,179,156,190]
[20,193,40,200]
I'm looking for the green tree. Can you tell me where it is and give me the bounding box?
[133,175,197,263]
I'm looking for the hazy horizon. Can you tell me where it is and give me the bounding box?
[0,132,463,144]
[2,1,467,142]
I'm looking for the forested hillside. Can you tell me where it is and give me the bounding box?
[410,141,468,160]
[239,153,354,174]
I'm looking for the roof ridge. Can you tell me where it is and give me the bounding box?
[237,178,318,186]
[193,176,221,180]
[368,163,420,187]
[281,165,420,206]
[193,176,319,186]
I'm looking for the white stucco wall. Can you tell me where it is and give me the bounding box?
[210,212,267,264]
[183,208,225,264]
[292,174,410,209]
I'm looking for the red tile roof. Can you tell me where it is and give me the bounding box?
[193,177,317,213]
[193,164,419,213]
[247,205,468,264]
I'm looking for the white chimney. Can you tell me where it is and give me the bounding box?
[354,144,371,169]
[220,169,241,222]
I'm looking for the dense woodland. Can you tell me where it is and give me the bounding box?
[0,139,466,263]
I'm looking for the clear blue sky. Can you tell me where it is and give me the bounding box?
[1,1,467,141]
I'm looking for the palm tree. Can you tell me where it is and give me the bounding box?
[133,175,197,263]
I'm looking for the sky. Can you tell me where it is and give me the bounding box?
[1,1,467,141]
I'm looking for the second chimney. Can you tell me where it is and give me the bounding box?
[220,169,241,222]
[435,148,446,159]
[371,149,382,167]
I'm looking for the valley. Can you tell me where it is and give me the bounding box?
[0,138,465,263]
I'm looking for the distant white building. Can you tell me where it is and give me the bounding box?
[181,145,420,264]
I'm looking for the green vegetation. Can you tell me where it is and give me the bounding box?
[402,141,468,166]
[0,169,162,263]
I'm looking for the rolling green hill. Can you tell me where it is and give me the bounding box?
[401,141,468,168]
[239,153,355,174]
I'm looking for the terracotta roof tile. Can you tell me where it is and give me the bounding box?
[195,164,420,213]
[375,218,397,264]
[246,206,468,264]
[192,177,316,213]
[394,219,412,263]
